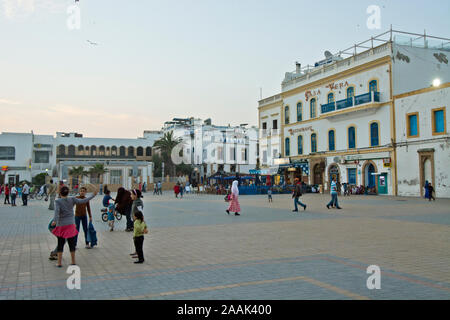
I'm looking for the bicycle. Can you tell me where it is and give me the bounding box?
[101,207,122,222]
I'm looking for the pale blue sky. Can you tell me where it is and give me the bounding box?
[1,0,449,138]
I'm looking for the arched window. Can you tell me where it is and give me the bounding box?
[128,146,135,157]
[119,146,126,156]
[297,102,302,122]
[311,133,317,153]
[328,130,335,151]
[347,87,354,99]
[77,145,84,152]
[370,122,379,147]
[348,126,356,149]
[297,135,303,155]
[58,145,65,156]
[137,147,144,156]
[111,146,117,156]
[285,138,290,157]
[310,98,316,118]
[327,93,334,104]
[284,106,290,124]
[90,145,97,156]
[146,147,152,156]
[68,145,75,156]
[99,146,105,156]
[369,80,378,92]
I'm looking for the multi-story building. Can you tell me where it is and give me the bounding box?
[162,117,258,183]
[258,29,450,197]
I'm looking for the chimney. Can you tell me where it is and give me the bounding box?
[295,61,301,74]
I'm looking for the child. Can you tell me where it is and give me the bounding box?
[131,210,148,264]
[130,189,144,258]
[102,189,115,208]
[267,187,273,203]
[107,203,115,231]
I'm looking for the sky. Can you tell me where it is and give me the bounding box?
[1,0,449,138]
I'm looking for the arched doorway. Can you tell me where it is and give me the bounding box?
[362,161,378,192]
[328,164,340,191]
[424,159,432,184]
[313,164,323,185]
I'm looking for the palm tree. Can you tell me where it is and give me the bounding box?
[153,131,183,177]
[69,166,88,187]
[88,163,108,184]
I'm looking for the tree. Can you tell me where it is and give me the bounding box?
[32,173,47,186]
[153,131,183,177]
[88,163,108,184]
[69,166,88,186]
[152,153,163,178]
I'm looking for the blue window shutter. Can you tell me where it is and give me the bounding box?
[328,130,335,151]
[298,135,303,155]
[348,127,356,149]
[285,138,290,156]
[409,115,418,136]
[434,110,444,133]
[370,123,379,146]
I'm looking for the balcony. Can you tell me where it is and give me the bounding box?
[321,92,380,114]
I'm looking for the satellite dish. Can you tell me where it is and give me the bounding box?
[324,51,333,59]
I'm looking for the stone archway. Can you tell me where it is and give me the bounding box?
[418,149,435,197]
[362,160,378,192]
[327,163,341,192]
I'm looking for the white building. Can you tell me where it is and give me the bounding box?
[162,118,258,182]
[258,29,450,197]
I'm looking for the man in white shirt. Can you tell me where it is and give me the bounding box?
[10,184,17,206]
[22,183,30,206]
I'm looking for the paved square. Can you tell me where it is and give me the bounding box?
[0,192,449,300]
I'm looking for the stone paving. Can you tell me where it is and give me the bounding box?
[0,192,449,300]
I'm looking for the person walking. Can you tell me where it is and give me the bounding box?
[22,182,30,206]
[153,182,158,195]
[142,182,146,193]
[226,180,241,216]
[74,187,93,249]
[174,183,180,198]
[292,178,306,212]
[427,182,436,201]
[157,181,162,195]
[179,183,184,199]
[48,180,57,210]
[424,180,430,199]
[4,184,10,204]
[10,184,17,206]
[327,177,342,210]
[50,186,97,267]
[267,187,273,203]
[115,187,134,232]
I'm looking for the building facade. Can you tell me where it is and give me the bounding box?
[258,29,450,197]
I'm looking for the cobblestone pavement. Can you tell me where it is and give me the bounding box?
[0,192,448,300]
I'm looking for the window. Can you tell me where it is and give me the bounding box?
[273,119,278,130]
[285,106,290,124]
[348,126,356,149]
[432,107,446,135]
[119,146,126,156]
[347,168,357,185]
[110,170,122,184]
[137,147,144,156]
[310,98,316,118]
[90,146,97,156]
[327,93,334,104]
[217,147,224,160]
[297,135,303,155]
[369,80,378,92]
[347,87,354,99]
[285,138,290,156]
[263,150,267,163]
[328,130,335,151]
[111,146,117,156]
[311,133,317,153]
[146,147,152,156]
[34,151,49,163]
[230,147,236,161]
[370,122,379,146]
[0,147,15,160]
[128,146,135,156]
[242,148,248,162]
[58,145,65,156]
[297,102,302,122]
[406,113,419,138]
[262,122,267,130]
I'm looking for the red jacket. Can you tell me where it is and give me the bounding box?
[4,186,9,195]
[174,185,180,194]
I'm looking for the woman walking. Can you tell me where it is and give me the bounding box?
[50,186,97,267]
[226,180,241,216]
[424,180,430,199]
[115,187,134,232]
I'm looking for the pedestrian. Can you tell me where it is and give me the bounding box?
[226,180,241,216]
[424,180,430,199]
[17,185,22,199]
[267,187,273,203]
[48,180,57,210]
[142,182,147,193]
[4,184,10,204]
[115,187,134,232]
[139,182,142,192]
[179,183,184,199]
[292,178,307,212]
[102,189,114,208]
[10,184,17,206]
[427,182,436,201]
[107,203,115,231]
[174,183,180,198]
[50,186,97,267]
[327,177,342,210]
[22,182,30,206]
[157,181,162,195]
[130,210,148,264]
[74,187,93,249]
[153,182,158,195]
[131,189,144,218]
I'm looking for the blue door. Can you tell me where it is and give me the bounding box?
[368,164,375,188]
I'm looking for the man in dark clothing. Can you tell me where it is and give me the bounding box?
[427,183,436,201]
[292,178,307,212]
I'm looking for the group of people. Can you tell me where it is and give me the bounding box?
[1,182,30,206]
